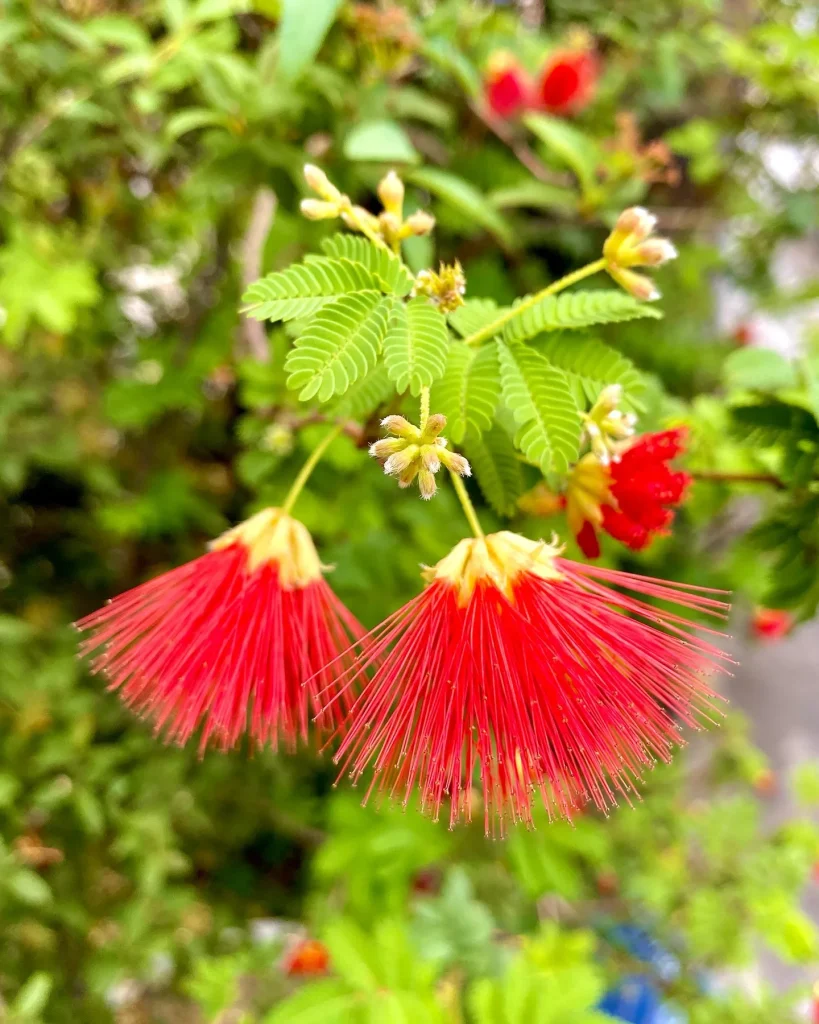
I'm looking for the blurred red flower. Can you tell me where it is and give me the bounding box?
[536,48,598,115]
[483,53,531,118]
[283,938,330,977]
[751,607,794,642]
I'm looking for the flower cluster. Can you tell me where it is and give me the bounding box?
[370,413,471,500]
[484,43,598,120]
[413,260,466,314]
[603,206,677,302]
[77,187,729,836]
[301,165,434,248]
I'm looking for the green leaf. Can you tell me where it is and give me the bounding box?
[383,298,449,395]
[165,107,231,140]
[8,870,52,907]
[277,0,344,81]
[523,114,602,195]
[532,334,644,408]
[12,972,53,1018]
[489,180,579,214]
[330,364,394,421]
[407,168,515,250]
[264,981,359,1024]
[430,342,499,444]
[503,290,662,344]
[498,342,580,473]
[320,235,415,296]
[724,347,797,392]
[462,424,523,517]
[242,258,384,322]
[285,293,391,402]
[448,299,500,339]
[344,120,419,165]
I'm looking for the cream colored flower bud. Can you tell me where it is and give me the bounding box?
[422,413,447,439]
[398,463,419,489]
[378,170,405,218]
[303,164,342,203]
[300,199,339,221]
[418,469,437,500]
[421,448,441,473]
[596,384,623,414]
[381,415,420,440]
[439,450,471,477]
[384,445,420,476]
[401,210,436,238]
[609,266,660,302]
[634,239,678,266]
[369,437,406,460]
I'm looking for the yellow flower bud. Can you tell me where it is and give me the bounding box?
[377,170,405,218]
[400,210,436,238]
[300,199,339,221]
[418,468,437,500]
[303,164,342,203]
[603,206,673,301]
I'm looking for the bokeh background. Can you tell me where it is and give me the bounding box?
[2,0,819,1021]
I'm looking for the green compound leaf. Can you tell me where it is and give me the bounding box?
[329,363,394,421]
[498,341,580,473]
[242,257,383,323]
[285,293,391,403]
[502,290,662,344]
[462,424,523,517]
[383,297,449,396]
[430,342,499,444]
[532,334,645,409]
[448,298,501,339]
[320,234,415,296]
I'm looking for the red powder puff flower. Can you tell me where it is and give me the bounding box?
[484,52,531,119]
[751,607,794,642]
[324,531,729,834]
[282,937,330,977]
[76,509,363,752]
[566,429,691,560]
[536,47,598,116]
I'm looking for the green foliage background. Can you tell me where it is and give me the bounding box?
[2,0,819,1020]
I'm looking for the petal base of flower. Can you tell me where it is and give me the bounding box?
[211,508,324,587]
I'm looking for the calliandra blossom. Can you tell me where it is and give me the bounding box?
[76,509,362,752]
[536,48,598,115]
[484,52,531,119]
[566,428,691,559]
[751,607,794,642]
[324,531,730,834]
[282,938,330,977]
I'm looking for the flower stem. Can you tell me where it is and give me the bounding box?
[691,470,785,490]
[450,471,484,539]
[419,386,430,431]
[281,424,344,516]
[463,257,608,348]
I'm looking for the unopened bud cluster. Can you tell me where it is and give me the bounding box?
[580,385,637,466]
[603,207,677,302]
[301,166,435,248]
[370,414,471,500]
[413,261,466,314]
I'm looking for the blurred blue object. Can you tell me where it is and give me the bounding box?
[598,924,687,1023]
[599,976,686,1023]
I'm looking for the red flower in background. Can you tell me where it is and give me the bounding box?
[751,607,794,642]
[536,48,598,115]
[76,509,362,752]
[484,53,531,118]
[566,429,691,559]
[323,532,729,835]
[283,938,330,977]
